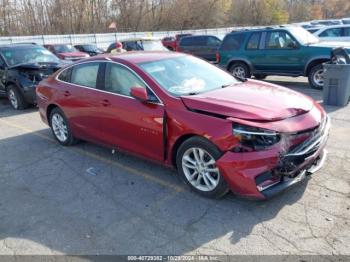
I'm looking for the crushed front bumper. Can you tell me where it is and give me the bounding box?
[259,149,327,198]
[216,116,330,199]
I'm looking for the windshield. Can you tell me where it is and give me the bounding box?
[0,46,60,67]
[54,45,78,53]
[290,27,319,45]
[82,45,99,52]
[139,55,239,96]
[142,41,168,51]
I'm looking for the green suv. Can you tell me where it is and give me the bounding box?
[218,26,350,89]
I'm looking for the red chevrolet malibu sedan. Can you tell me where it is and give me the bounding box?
[36,52,330,199]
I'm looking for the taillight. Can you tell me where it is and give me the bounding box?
[215,52,220,63]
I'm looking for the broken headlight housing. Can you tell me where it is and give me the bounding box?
[232,124,281,151]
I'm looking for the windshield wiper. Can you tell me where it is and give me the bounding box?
[221,82,237,88]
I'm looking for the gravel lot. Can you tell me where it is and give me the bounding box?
[0,76,349,255]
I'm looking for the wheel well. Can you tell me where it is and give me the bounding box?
[5,82,18,91]
[46,104,59,125]
[306,59,329,76]
[227,60,250,72]
[171,134,196,167]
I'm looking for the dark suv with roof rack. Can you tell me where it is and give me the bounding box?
[0,44,64,109]
[217,25,350,89]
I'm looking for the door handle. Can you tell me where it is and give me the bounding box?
[64,90,71,97]
[101,99,111,107]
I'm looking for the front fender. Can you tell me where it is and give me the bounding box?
[303,56,330,75]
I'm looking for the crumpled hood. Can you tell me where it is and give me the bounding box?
[181,80,314,121]
[9,62,63,70]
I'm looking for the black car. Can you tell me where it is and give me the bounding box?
[0,44,64,109]
[177,35,222,62]
[74,44,104,56]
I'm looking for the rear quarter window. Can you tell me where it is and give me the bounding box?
[57,67,72,82]
[220,33,245,51]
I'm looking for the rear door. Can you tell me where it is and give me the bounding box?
[244,32,266,71]
[56,61,106,142]
[97,62,164,162]
[205,36,222,62]
[191,36,208,59]
[342,27,350,41]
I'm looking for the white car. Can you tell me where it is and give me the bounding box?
[313,25,350,42]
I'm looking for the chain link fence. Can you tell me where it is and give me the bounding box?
[0,27,242,50]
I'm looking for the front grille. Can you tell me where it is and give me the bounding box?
[286,116,329,157]
[275,116,330,175]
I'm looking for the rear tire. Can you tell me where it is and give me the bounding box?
[49,107,78,146]
[229,62,251,79]
[7,85,28,110]
[308,64,324,90]
[176,136,229,199]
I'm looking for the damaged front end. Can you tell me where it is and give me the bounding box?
[255,115,330,198]
[215,114,330,199]
[9,63,62,104]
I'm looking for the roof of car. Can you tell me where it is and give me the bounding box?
[229,25,299,34]
[180,34,216,38]
[0,43,38,49]
[120,37,162,42]
[314,24,350,31]
[88,51,185,64]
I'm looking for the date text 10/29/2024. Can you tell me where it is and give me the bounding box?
[127,256,219,261]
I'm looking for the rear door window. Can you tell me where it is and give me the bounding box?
[70,62,100,88]
[220,33,244,51]
[207,36,221,47]
[343,27,350,36]
[246,32,261,50]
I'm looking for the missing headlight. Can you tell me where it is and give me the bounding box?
[233,124,281,151]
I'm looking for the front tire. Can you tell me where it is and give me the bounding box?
[176,137,229,198]
[308,64,324,89]
[49,107,78,146]
[7,85,28,110]
[229,62,251,79]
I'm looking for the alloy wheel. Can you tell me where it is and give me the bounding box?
[181,147,220,192]
[51,113,68,142]
[232,66,246,78]
[8,89,18,109]
[313,68,324,87]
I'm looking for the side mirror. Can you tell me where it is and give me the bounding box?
[130,86,149,102]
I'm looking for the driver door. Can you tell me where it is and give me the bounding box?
[97,62,165,162]
[260,31,304,74]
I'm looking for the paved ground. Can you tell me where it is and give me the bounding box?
[0,76,349,255]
